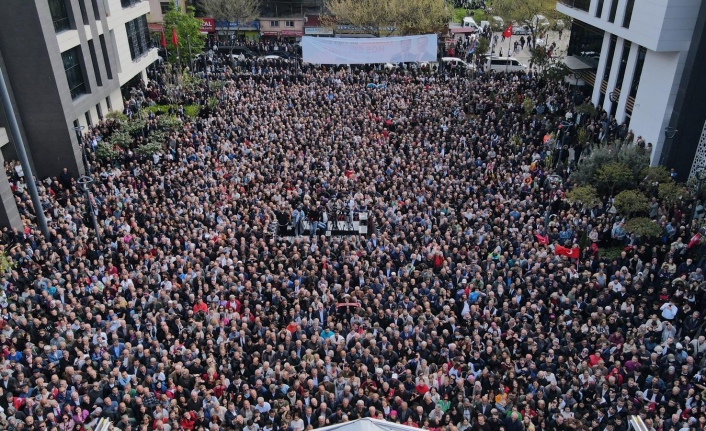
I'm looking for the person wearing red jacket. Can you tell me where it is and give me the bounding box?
[180,411,197,430]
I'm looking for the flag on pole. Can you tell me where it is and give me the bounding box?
[502,24,513,39]
[160,30,167,48]
[467,39,478,55]
[171,26,179,47]
[555,245,580,259]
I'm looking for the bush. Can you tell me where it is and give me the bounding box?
[641,166,672,186]
[616,145,650,181]
[614,189,649,217]
[108,131,133,149]
[184,105,200,118]
[565,185,599,208]
[596,162,634,195]
[106,111,128,123]
[658,181,689,207]
[135,142,163,157]
[95,142,119,161]
[157,116,182,130]
[624,217,661,239]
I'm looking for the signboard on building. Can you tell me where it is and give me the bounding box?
[302,34,437,64]
[305,27,334,36]
[199,18,215,34]
[215,20,261,31]
[281,30,303,37]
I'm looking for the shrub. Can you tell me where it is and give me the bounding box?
[624,217,661,239]
[565,185,600,208]
[135,142,163,157]
[658,181,689,207]
[596,162,634,195]
[614,189,649,217]
[108,131,133,149]
[95,142,119,161]
[641,166,672,186]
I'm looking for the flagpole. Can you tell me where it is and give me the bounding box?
[506,31,511,73]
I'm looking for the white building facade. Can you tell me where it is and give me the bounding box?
[557,0,703,166]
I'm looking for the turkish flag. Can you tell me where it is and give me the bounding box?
[555,245,580,259]
[502,24,513,39]
[535,233,549,245]
[171,26,178,47]
[160,31,166,48]
[688,233,701,249]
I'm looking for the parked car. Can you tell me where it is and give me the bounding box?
[442,57,475,70]
[217,46,257,58]
[462,17,481,32]
[491,16,505,30]
[513,25,531,35]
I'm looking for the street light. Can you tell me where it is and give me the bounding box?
[204,49,214,94]
[72,125,89,175]
[77,175,100,242]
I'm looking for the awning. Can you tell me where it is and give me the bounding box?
[148,23,163,32]
[563,55,598,70]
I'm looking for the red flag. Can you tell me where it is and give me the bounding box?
[502,24,513,39]
[688,233,701,249]
[160,31,166,48]
[555,245,580,259]
[171,26,178,47]
[535,233,549,245]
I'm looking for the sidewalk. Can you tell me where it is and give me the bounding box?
[488,30,570,64]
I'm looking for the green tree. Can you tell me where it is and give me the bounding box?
[641,166,672,186]
[614,189,649,217]
[596,162,634,195]
[565,185,600,209]
[492,0,559,39]
[164,4,207,65]
[624,217,661,239]
[198,0,260,52]
[0,248,16,275]
[325,0,451,37]
[529,46,550,72]
[658,181,689,207]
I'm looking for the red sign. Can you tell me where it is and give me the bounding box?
[280,30,302,37]
[199,18,215,34]
[262,31,279,36]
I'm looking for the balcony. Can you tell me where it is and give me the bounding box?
[557,0,591,12]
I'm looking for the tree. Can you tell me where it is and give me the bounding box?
[492,0,559,40]
[614,190,649,217]
[641,166,672,186]
[164,4,207,65]
[324,0,451,37]
[198,0,260,50]
[529,46,550,72]
[624,217,661,239]
[596,162,634,195]
[566,185,599,209]
[658,181,688,207]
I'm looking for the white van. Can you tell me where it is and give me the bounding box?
[487,56,528,72]
[531,14,551,29]
[462,17,480,32]
[442,57,475,70]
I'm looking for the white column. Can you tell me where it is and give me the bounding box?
[602,37,625,113]
[602,0,613,20]
[615,42,639,123]
[614,0,628,26]
[592,32,613,105]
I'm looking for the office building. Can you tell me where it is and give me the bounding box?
[557,0,706,179]
[0,0,158,179]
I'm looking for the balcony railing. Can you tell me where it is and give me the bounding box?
[558,0,591,12]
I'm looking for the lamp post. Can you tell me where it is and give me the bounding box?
[71,125,89,175]
[205,49,214,94]
[77,176,100,242]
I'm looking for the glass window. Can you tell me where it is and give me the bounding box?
[623,0,635,28]
[629,46,647,99]
[99,35,113,79]
[160,2,171,15]
[286,21,295,27]
[121,0,141,8]
[87,40,102,86]
[595,0,605,18]
[608,0,619,23]
[270,21,279,27]
[48,0,72,33]
[91,0,100,19]
[78,0,89,25]
[62,47,87,99]
[615,41,632,91]
[125,15,150,60]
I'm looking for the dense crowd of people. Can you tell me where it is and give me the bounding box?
[0,50,704,431]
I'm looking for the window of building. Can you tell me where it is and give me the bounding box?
[270,21,279,27]
[125,15,150,60]
[62,47,87,99]
[160,2,171,15]
[595,0,604,18]
[87,40,102,86]
[285,21,295,27]
[85,111,92,126]
[77,0,89,25]
[99,35,113,79]
[106,96,112,111]
[121,0,141,8]
[96,103,103,120]
[49,0,72,33]
[629,46,646,99]
[622,0,635,28]
[91,0,101,19]
[615,40,632,91]
[599,35,618,107]
[608,0,619,23]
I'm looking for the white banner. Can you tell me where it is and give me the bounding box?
[301,34,438,65]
